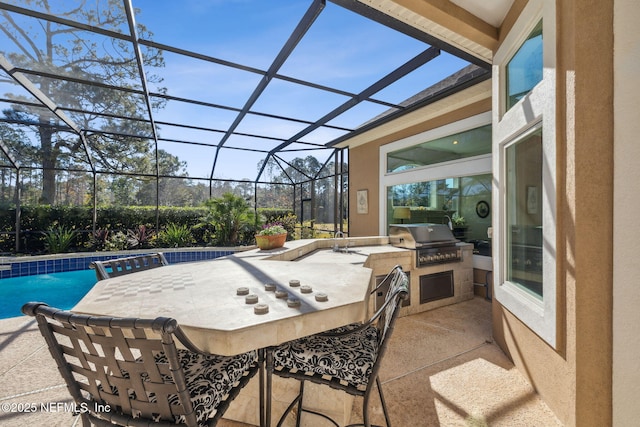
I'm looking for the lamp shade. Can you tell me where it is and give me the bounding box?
[393,207,411,220]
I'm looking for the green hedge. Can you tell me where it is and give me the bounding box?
[0,204,295,254]
[257,208,294,223]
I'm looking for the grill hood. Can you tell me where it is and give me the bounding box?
[389,223,458,249]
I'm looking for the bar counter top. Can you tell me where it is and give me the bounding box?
[74,251,373,356]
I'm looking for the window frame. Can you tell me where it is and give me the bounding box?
[379,112,492,235]
[492,0,558,347]
[505,20,544,112]
[386,124,492,173]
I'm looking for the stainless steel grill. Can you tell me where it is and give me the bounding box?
[389,223,462,267]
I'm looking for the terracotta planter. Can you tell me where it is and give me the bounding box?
[255,233,287,250]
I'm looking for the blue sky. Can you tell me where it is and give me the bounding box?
[130,0,470,182]
[0,1,470,181]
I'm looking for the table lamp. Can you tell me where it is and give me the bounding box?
[393,207,411,224]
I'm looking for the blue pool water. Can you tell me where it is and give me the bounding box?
[0,269,97,319]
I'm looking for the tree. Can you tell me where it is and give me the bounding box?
[0,123,30,202]
[0,0,166,204]
[106,176,138,206]
[135,149,188,206]
[259,154,348,222]
[198,192,256,246]
[260,155,327,185]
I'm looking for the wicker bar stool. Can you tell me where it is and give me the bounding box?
[90,252,169,281]
[267,265,409,427]
[22,302,260,427]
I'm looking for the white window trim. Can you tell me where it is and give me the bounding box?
[379,112,492,235]
[492,0,557,348]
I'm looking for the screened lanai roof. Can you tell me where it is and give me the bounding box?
[0,0,490,186]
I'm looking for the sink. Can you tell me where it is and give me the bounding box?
[332,248,361,254]
[294,248,367,264]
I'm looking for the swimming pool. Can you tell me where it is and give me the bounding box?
[0,269,97,319]
[0,249,242,319]
[0,249,237,279]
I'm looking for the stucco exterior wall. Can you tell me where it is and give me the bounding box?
[349,143,380,236]
[612,0,640,425]
[347,1,628,424]
[492,1,614,426]
[348,98,491,237]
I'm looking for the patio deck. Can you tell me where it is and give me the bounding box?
[0,297,561,426]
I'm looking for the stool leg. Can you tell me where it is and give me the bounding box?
[276,380,304,427]
[259,349,265,427]
[376,377,391,427]
[295,381,304,427]
[266,348,274,427]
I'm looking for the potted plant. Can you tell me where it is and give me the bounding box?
[451,213,467,239]
[255,223,287,250]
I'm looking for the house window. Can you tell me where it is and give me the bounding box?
[386,125,491,173]
[505,126,543,299]
[506,20,543,111]
[386,174,492,246]
[493,0,557,347]
[380,113,493,255]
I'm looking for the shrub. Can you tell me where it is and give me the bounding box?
[273,213,296,240]
[127,225,155,249]
[198,193,256,246]
[88,229,110,251]
[105,231,128,251]
[257,208,294,224]
[0,233,14,253]
[300,221,316,239]
[42,226,77,254]
[156,223,194,248]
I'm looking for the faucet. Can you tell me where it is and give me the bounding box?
[443,215,453,230]
[333,231,344,252]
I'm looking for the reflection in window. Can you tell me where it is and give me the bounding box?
[506,20,543,110]
[387,174,492,254]
[505,127,543,298]
[387,125,491,173]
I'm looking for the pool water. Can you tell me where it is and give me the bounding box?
[0,270,97,319]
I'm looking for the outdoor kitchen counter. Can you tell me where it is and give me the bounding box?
[292,244,411,264]
[235,236,412,265]
[237,236,475,317]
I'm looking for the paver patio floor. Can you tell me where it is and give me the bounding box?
[0,297,561,426]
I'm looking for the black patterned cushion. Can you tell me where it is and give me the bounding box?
[160,349,258,425]
[273,324,380,390]
[111,350,258,426]
[115,349,257,426]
